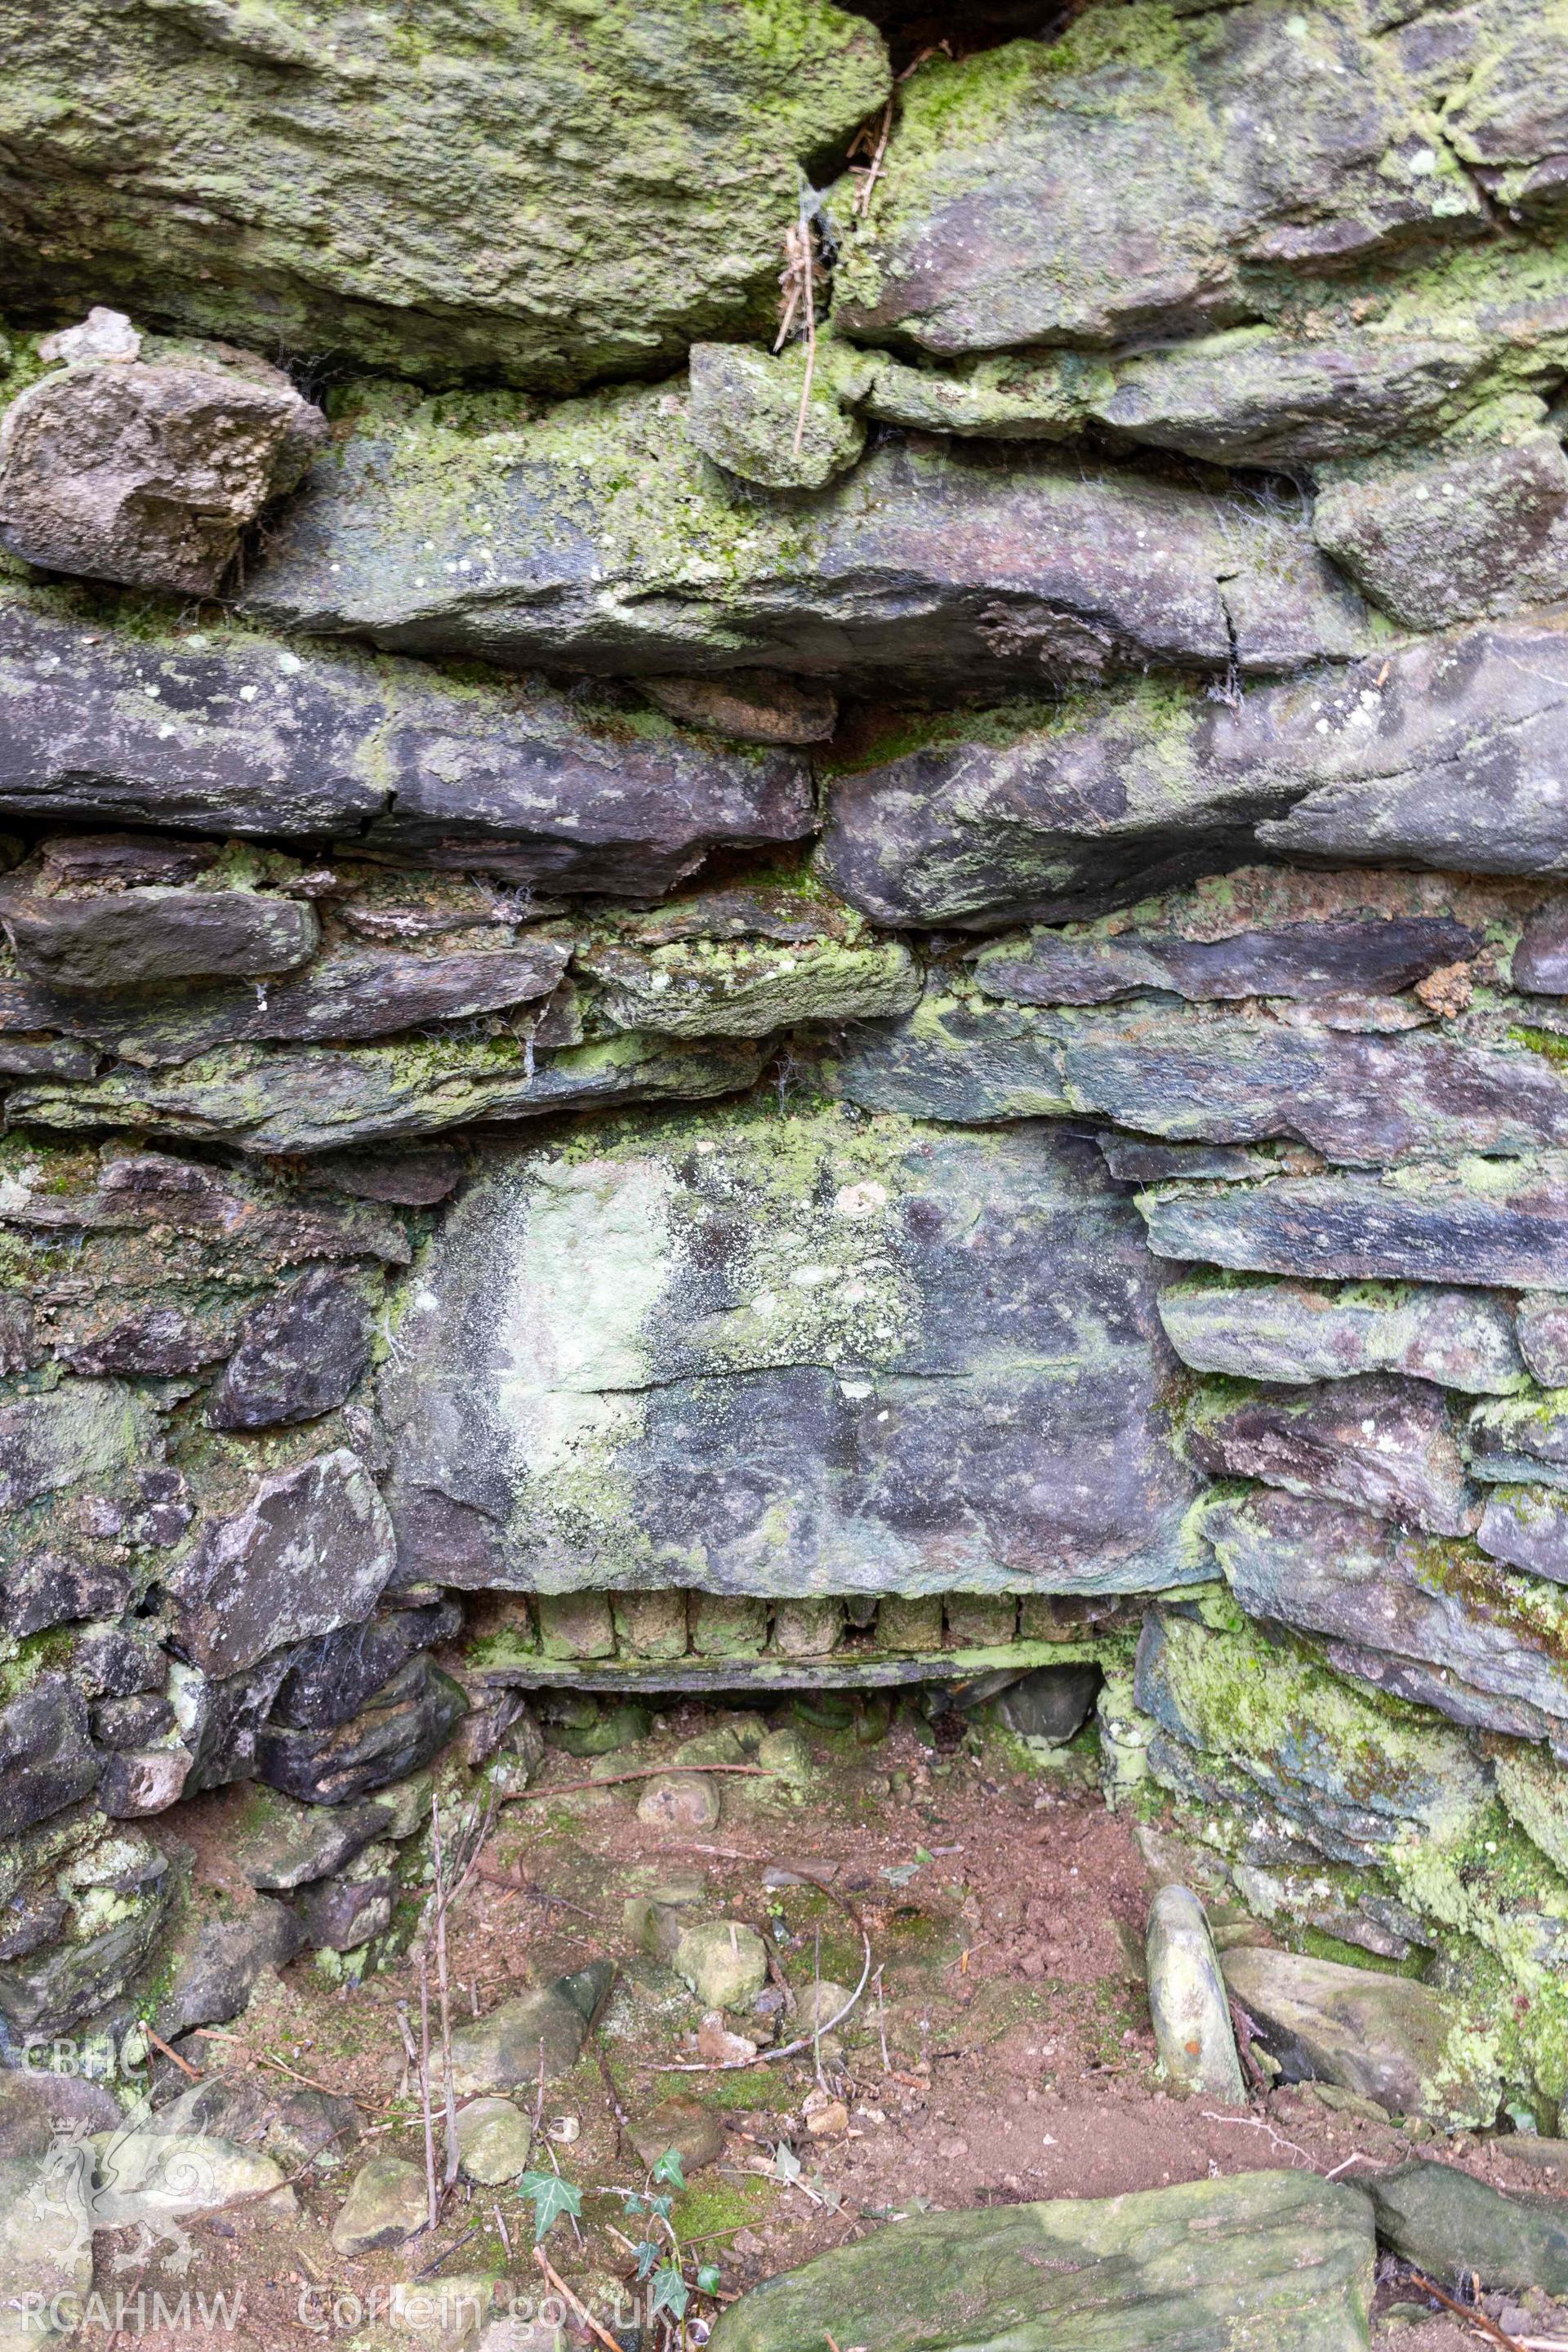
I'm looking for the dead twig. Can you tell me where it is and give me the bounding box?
[145,2025,201,2082]
[474,1862,599,1922]
[431,1798,461,2193]
[591,2026,631,2157]
[1404,2268,1527,2352]
[848,98,893,216]
[416,1944,439,2234]
[534,2246,627,2352]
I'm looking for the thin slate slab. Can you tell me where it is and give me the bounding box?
[1370,2162,1568,2296]
[0,590,813,886]
[1202,1486,1568,1738]
[244,382,1366,690]
[380,1101,1204,1599]
[1139,1156,1568,1292]
[830,989,1568,1165]
[817,615,1568,931]
[706,2170,1376,2352]
[1156,1279,1527,1396]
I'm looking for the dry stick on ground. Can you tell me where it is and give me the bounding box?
[430,1797,461,2191]
[503,1765,773,1802]
[534,2246,628,2352]
[660,1867,873,2074]
[1405,2270,1528,2352]
[144,2025,201,2081]
[416,1945,439,2234]
[592,2027,631,2156]
[189,2028,355,2105]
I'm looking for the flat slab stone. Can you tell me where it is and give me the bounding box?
[1370,2161,1568,2296]
[1221,1947,1499,2128]
[245,383,1365,691]
[1157,1278,1526,1396]
[830,988,1568,1166]
[817,615,1568,930]
[1184,1373,1475,1535]
[1202,1486,1568,1740]
[0,590,813,885]
[0,2,887,390]
[706,2169,1377,2352]
[1139,1156,1568,1292]
[380,1102,1204,1599]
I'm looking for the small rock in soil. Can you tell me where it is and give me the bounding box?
[330,2154,429,2254]
[456,2096,534,2187]
[673,1920,768,2009]
[628,2096,725,2173]
[636,1771,722,1830]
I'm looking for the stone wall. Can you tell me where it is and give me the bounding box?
[3,0,1568,2122]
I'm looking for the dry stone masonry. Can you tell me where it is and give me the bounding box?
[2,0,1568,2145]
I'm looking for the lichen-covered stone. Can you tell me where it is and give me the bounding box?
[1136,1608,1490,1864]
[579,935,921,1040]
[834,2,1485,359]
[0,342,327,595]
[1158,1278,1526,1396]
[708,2170,1376,2352]
[166,1447,394,1676]
[1477,1485,1568,1581]
[0,869,318,993]
[1145,1883,1244,2100]
[330,2156,426,2256]
[0,588,813,885]
[0,0,889,390]
[380,1102,1204,1598]
[7,1033,764,1155]
[974,914,1480,1008]
[1372,2162,1568,2298]
[1221,1946,1499,2128]
[1315,434,1568,630]
[1470,1390,1568,1486]
[206,1269,372,1431]
[831,985,1568,1166]
[0,1676,100,1835]
[443,1963,612,2096]
[1139,1156,1568,1292]
[1203,1486,1568,1740]
[245,379,1366,689]
[1184,1373,1475,1535]
[686,343,866,492]
[817,616,1568,931]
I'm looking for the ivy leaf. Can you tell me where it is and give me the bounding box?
[650,2148,687,2192]
[696,2263,723,2296]
[772,2142,802,2185]
[633,2238,662,2281]
[647,2192,675,2222]
[519,2169,581,2244]
[651,2265,690,2321]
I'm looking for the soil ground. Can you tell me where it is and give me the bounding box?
[69,1693,1568,2350]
